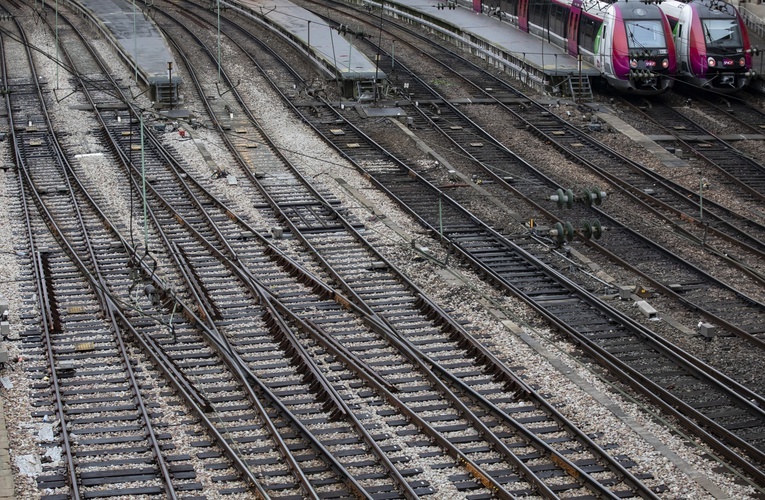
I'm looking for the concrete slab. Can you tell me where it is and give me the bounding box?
[357,106,407,117]
[597,113,689,168]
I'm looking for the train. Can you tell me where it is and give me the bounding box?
[483,0,754,94]
[488,0,676,94]
[659,0,756,93]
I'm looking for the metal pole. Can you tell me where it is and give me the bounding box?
[134,0,138,82]
[374,0,384,103]
[329,25,342,96]
[217,0,221,81]
[438,193,443,240]
[141,112,148,250]
[307,20,311,50]
[55,0,59,89]
[167,62,173,109]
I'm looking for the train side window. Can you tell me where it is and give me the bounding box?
[500,0,517,19]
[529,0,548,28]
[550,4,567,38]
[579,16,602,52]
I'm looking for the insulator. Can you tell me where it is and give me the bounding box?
[589,187,607,205]
[550,188,574,209]
[592,220,603,239]
[551,222,565,245]
[563,221,575,242]
[582,220,594,240]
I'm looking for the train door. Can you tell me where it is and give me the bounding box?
[499,0,518,23]
[518,0,528,32]
[567,0,582,55]
[674,21,689,73]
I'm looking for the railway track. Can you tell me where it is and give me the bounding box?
[6,0,765,493]
[692,91,765,135]
[141,1,675,496]
[163,0,765,486]
[44,6,424,498]
[305,1,765,352]
[2,9,201,498]
[7,1,672,496]
[623,95,765,200]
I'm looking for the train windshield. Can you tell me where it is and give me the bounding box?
[701,19,741,47]
[625,21,665,49]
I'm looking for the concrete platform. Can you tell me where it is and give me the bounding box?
[372,0,599,95]
[67,0,181,104]
[225,0,383,89]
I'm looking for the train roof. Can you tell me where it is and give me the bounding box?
[660,0,739,17]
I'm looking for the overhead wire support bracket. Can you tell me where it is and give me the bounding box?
[53,84,80,103]
[215,79,240,97]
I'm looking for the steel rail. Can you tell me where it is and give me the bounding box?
[151,2,664,496]
[326,18,765,350]
[136,4,620,496]
[0,11,84,498]
[622,96,765,202]
[4,10,181,498]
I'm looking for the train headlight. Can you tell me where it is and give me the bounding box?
[662,58,669,68]
[739,57,746,67]
[630,59,638,68]
[707,57,716,67]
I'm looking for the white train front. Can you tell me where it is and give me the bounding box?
[485,0,677,94]
[659,0,756,93]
